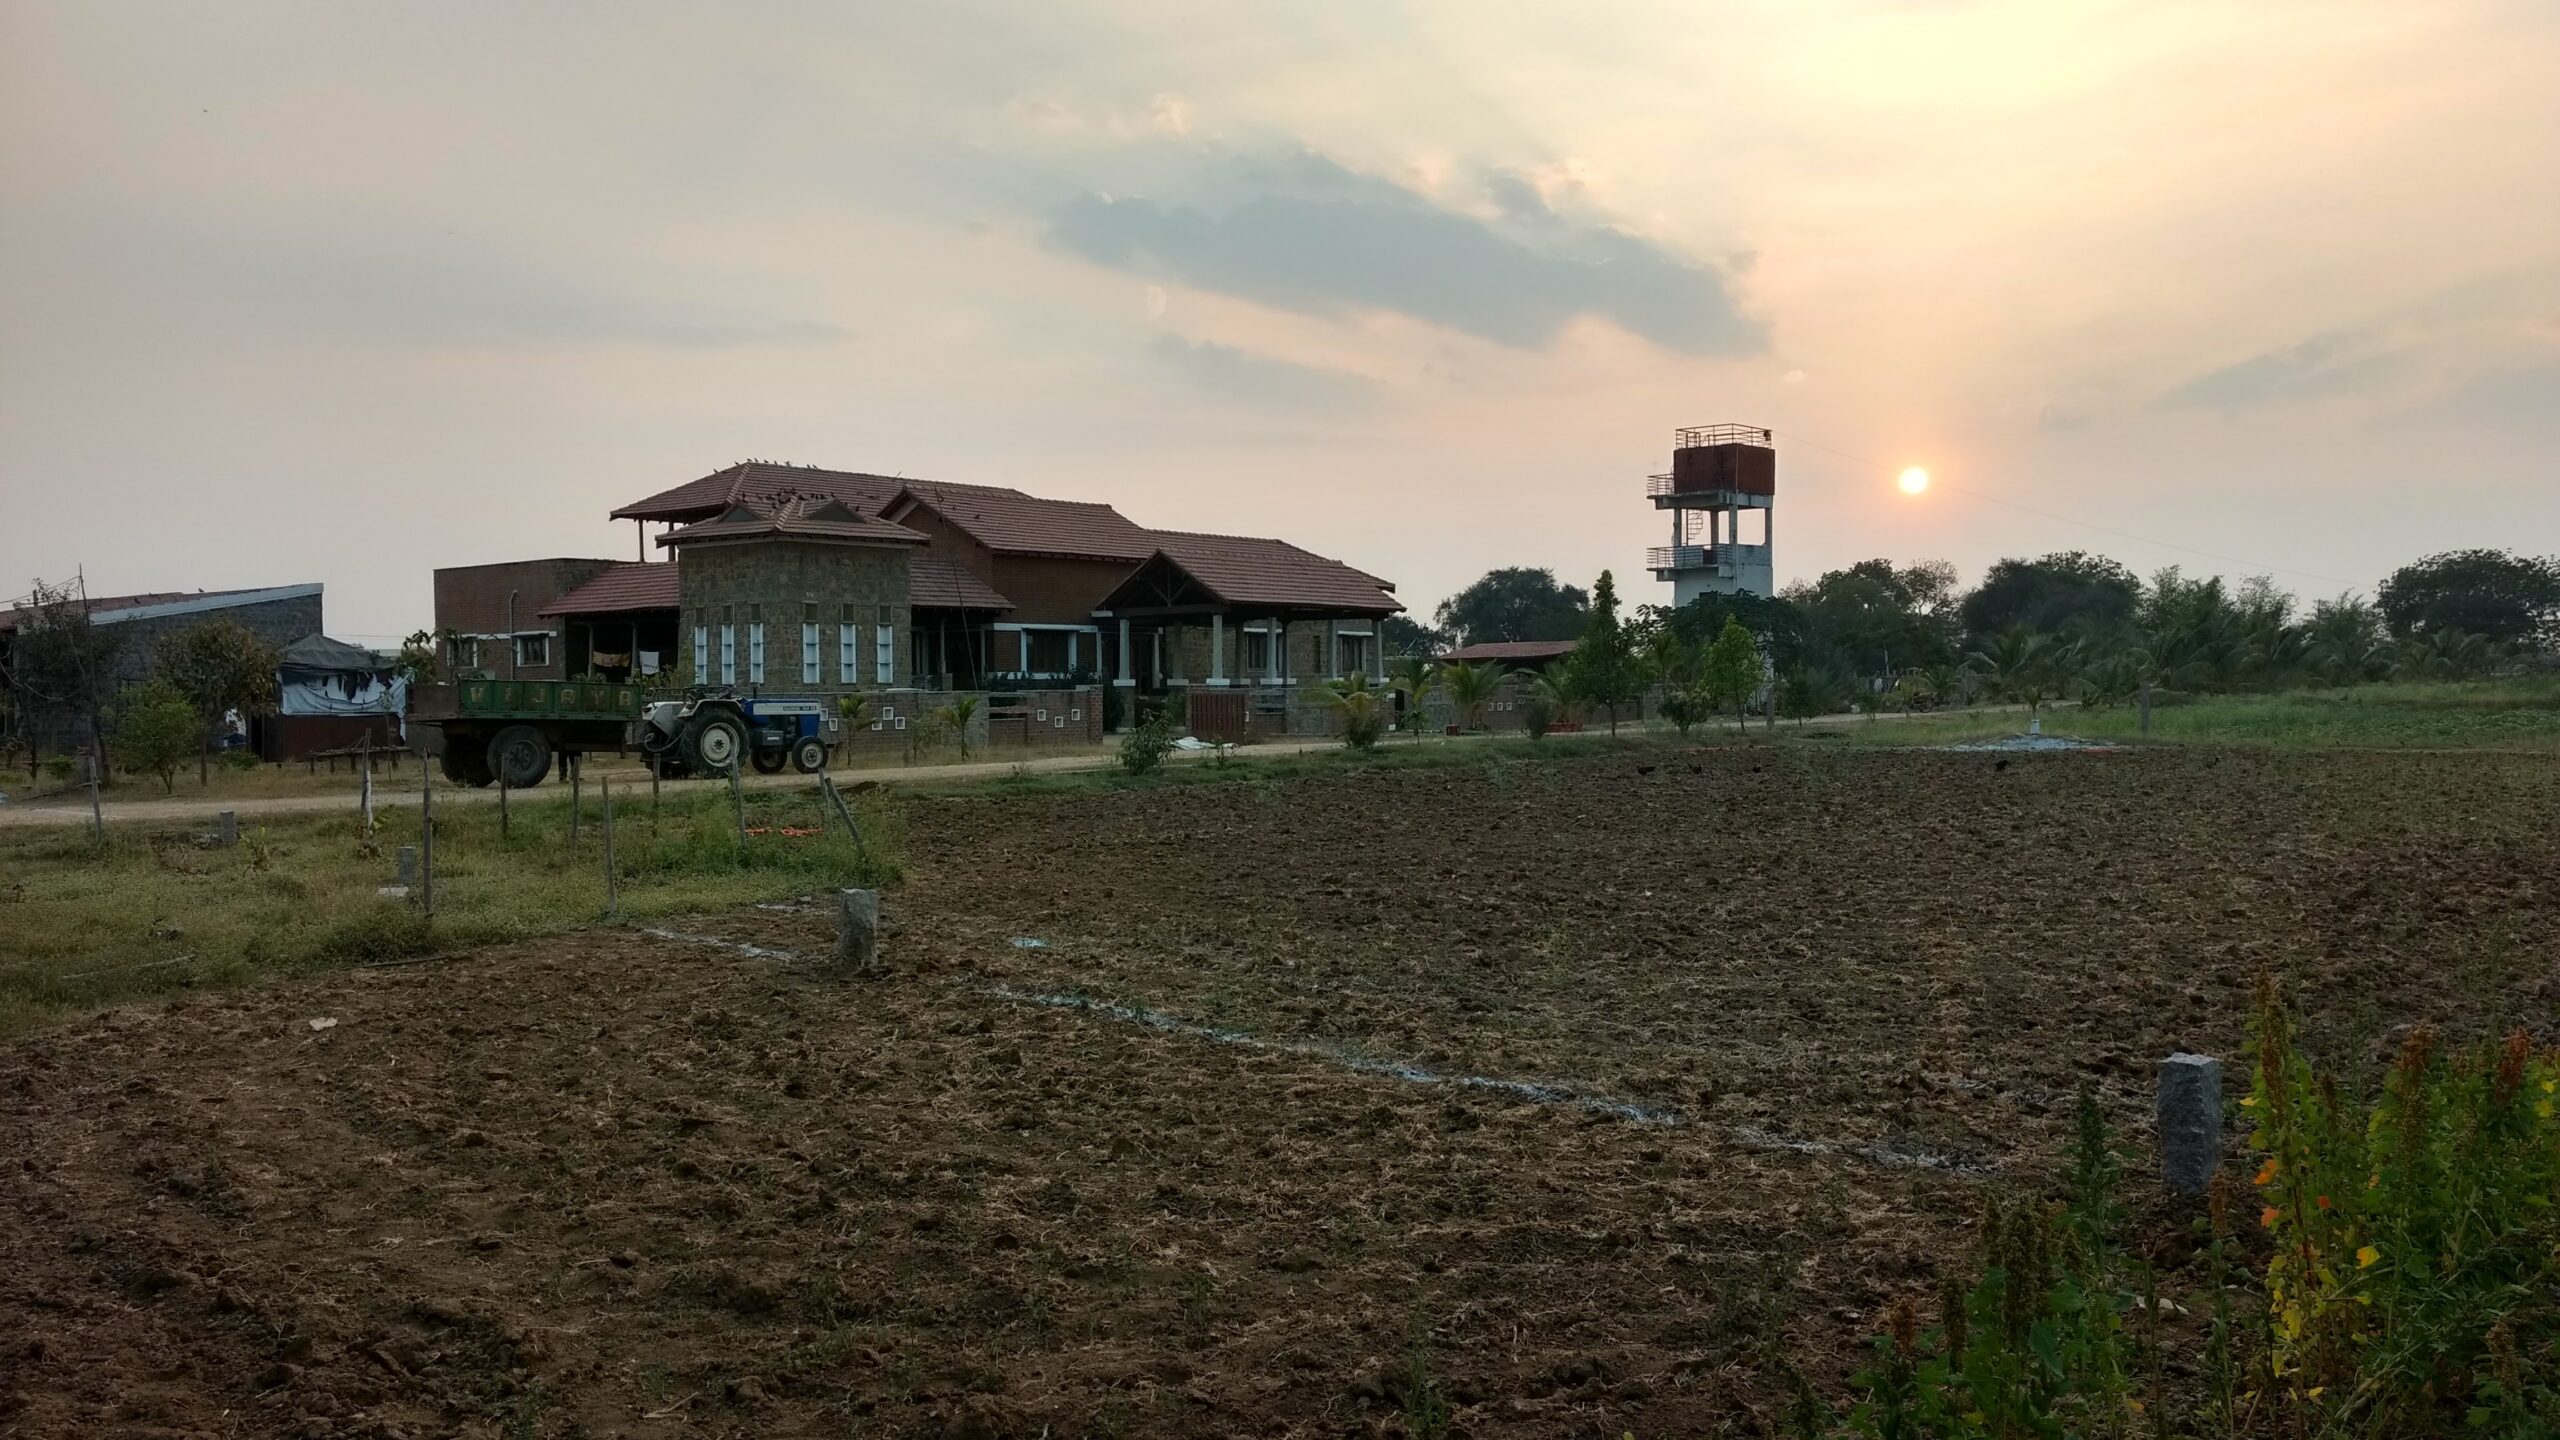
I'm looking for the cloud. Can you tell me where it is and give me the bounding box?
[2157,332,2408,413]
[1150,334,1378,410]
[1047,149,1764,356]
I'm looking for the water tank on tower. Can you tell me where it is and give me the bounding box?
[1645,423,1775,603]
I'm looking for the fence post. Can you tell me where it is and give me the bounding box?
[602,775,617,920]
[820,772,864,851]
[360,738,375,835]
[419,757,434,917]
[84,753,103,841]
[729,763,747,854]
[2157,1053,2223,1195]
[217,810,238,847]
[569,752,582,846]
[834,888,879,973]
[650,758,660,834]
[499,773,510,839]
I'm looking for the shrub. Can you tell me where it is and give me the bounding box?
[934,695,982,761]
[113,680,201,794]
[1311,674,1388,751]
[1118,705,1180,775]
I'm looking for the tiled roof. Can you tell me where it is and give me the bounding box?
[909,554,1011,611]
[1443,639,1578,663]
[540,563,679,618]
[891,484,1157,562]
[1144,531,1402,615]
[660,495,929,549]
[540,554,1009,617]
[611,462,936,523]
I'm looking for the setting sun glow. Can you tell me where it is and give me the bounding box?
[1898,466,1931,495]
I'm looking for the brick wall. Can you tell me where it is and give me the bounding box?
[674,539,911,696]
[433,559,620,681]
[826,685,1104,765]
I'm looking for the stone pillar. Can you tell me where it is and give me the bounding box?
[1209,615,1227,686]
[1326,619,1340,680]
[1115,617,1135,686]
[834,888,879,973]
[395,845,418,887]
[216,811,238,847]
[2157,1053,2223,1195]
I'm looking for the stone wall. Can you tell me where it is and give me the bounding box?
[676,540,911,696]
[828,685,1104,765]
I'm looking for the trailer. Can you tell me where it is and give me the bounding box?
[407,678,648,788]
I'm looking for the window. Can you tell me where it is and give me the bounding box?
[839,603,858,683]
[1026,629,1071,674]
[1241,628,1271,674]
[748,610,766,685]
[513,632,550,670]
[801,602,820,685]
[450,637,481,671]
[719,624,737,684]
[873,605,894,685]
[692,625,708,685]
[1337,631,1372,676]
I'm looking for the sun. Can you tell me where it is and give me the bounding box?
[1897,465,1931,495]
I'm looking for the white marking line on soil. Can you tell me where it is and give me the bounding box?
[991,987,1995,1175]
[639,928,801,962]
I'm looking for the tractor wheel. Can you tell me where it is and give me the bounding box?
[438,747,474,786]
[750,748,787,775]
[486,725,553,789]
[451,746,495,788]
[790,736,829,774]
[680,712,746,777]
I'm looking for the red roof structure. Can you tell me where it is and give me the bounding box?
[887,483,1157,563]
[1093,532,1400,618]
[0,584,321,634]
[542,553,1010,618]
[1443,639,1578,664]
[610,462,924,524]
[658,496,928,549]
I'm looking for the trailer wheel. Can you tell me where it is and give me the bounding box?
[681,712,746,777]
[487,724,553,789]
[750,748,787,775]
[790,736,829,774]
[440,745,495,788]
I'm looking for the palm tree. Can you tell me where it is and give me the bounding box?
[1518,669,1574,739]
[1438,660,1504,732]
[1386,655,1439,735]
[934,694,982,760]
[1966,628,2054,709]
[1307,673,1389,749]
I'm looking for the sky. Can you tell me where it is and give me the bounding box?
[3,0,2555,644]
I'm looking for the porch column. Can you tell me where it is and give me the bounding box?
[1326,619,1340,680]
[1115,617,1135,687]
[1372,621,1387,683]
[1269,618,1285,685]
[1209,614,1227,686]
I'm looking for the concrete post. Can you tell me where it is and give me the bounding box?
[1326,619,1340,681]
[835,888,880,972]
[396,845,417,888]
[1208,615,1227,687]
[2157,1052,2223,1195]
[216,811,238,847]
[1115,617,1135,687]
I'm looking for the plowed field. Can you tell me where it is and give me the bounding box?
[6,746,2554,1438]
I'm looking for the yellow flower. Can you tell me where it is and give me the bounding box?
[2538,1098,2555,1120]
[2241,1095,2259,1108]
[2357,1245,2380,1268]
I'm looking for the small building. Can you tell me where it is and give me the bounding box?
[658,495,927,694]
[1441,639,1578,670]
[431,559,623,681]
[254,634,405,761]
[0,582,323,756]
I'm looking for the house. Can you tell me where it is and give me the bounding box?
[430,559,626,681]
[432,458,1400,740]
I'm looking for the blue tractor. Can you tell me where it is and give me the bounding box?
[632,688,841,778]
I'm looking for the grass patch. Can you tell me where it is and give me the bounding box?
[0,778,899,1040]
[1817,676,2560,751]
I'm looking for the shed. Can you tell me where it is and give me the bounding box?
[254,634,407,762]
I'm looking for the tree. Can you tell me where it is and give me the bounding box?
[0,578,129,776]
[1646,590,1812,672]
[1785,558,1962,685]
[1385,655,1438,734]
[1967,628,2056,709]
[1698,617,1762,725]
[113,680,199,794]
[1379,615,1450,658]
[1437,660,1504,732]
[934,694,983,761]
[1432,568,1588,649]
[1517,670,1572,739]
[394,629,454,686]
[1960,552,2141,645]
[1310,674,1388,750]
[1776,664,1846,724]
[153,617,281,785]
[1561,570,1641,735]
[2378,550,2560,651]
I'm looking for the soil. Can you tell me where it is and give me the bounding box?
[4,746,2554,1438]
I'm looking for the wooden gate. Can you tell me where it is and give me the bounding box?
[1185,689,1249,743]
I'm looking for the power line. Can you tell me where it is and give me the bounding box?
[1769,428,2364,591]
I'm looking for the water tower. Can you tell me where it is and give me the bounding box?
[1646,423,1775,604]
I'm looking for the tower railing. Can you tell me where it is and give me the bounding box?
[1673,423,1772,449]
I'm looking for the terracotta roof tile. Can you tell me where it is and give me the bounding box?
[660,495,929,549]
[1443,639,1578,663]
[908,554,1011,611]
[612,462,969,523]
[539,563,679,618]
[891,484,1157,562]
[1143,531,1402,615]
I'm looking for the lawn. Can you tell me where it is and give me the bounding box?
[1808,674,2560,750]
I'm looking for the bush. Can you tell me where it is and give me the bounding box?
[113,680,201,793]
[1118,706,1180,775]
